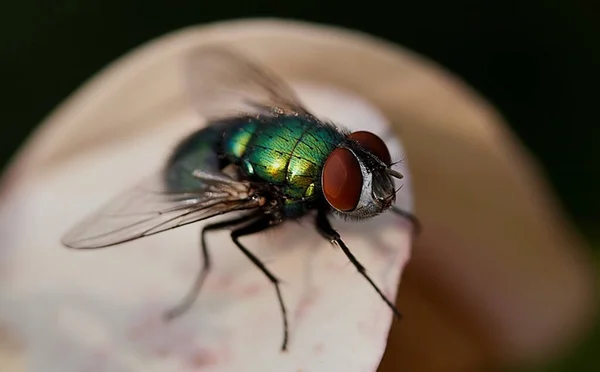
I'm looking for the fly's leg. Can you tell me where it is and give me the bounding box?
[390,206,422,235]
[164,213,259,320]
[315,211,403,319]
[230,218,289,352]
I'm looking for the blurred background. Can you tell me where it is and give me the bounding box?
[1,1,599,371]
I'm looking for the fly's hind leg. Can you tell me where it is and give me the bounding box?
[230,218,289,352]
[164,212,259,320]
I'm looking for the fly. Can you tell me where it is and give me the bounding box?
[62,47,420,351]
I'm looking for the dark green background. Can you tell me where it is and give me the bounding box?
[2,1,599,370]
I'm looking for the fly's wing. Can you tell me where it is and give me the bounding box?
[64,47,311,249]
[184,46,313,120]
[62,170,261,249]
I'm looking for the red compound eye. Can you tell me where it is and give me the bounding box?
[322,148,363,211]
[349,131,391,165]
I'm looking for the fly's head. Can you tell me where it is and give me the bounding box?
[321,130,403,220]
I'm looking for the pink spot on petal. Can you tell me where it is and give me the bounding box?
[238,282,263,298]
[357,320,373,338]
[189,348,219,368]
[211,275,233,291]
[155,346,170,358]
[313,343,325,355]
[188,344,231,369]
[293,294,317,323]
[92,349,109,361]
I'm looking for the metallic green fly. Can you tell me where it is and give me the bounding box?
[62,47,420,351]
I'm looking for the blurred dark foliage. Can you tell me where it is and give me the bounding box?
[1,0,599,239]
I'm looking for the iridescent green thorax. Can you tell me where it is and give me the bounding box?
[223,115,345,216]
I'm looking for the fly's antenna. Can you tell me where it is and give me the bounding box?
[386,168,404,179]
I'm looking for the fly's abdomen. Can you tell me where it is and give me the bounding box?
[166,118,250,192]
[164,125,223,191]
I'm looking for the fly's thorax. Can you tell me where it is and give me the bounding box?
[321,131,400,220]
[236,115,343,204]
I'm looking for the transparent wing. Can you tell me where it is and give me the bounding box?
[62,170,261,249]
[184,46,313,120]
[64,47,308,249]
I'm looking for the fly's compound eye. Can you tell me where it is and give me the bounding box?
[322,148,363,211]
[349,131,391,165]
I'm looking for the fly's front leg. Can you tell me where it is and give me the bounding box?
[230,218,289,352]
[315,211,403,319]
[164,212,260,320]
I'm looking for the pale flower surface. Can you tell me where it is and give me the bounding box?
[0,75,412,372]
